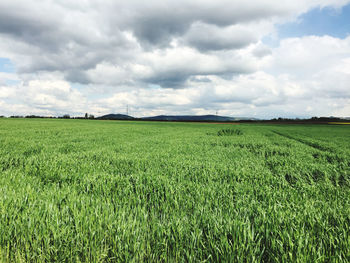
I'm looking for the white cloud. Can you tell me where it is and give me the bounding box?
[0,0,350,117]
[0,79,87,116]
[267,35,350,99]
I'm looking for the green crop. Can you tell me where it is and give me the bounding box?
[217,128,243,136]
[0,118,349,262]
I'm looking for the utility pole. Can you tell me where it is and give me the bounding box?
[126,104,129,116]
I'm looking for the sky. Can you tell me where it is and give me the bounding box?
[0,0,349,118]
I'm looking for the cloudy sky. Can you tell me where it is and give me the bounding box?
[0,0,349,118]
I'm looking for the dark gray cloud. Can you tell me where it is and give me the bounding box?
[0,11,53,38]
[0,2,64,53]
[0,1,134,79]
[146,74,189,88]
[183,23,257,51]
[114,1,297,48]
[0,0,324,85]
[142,56,255,88]
[129,15,188,48]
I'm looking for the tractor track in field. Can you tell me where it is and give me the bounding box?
[271,130,334,152]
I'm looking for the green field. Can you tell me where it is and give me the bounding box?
[0,118,349,262]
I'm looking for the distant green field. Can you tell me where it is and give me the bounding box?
[0,118,349,262]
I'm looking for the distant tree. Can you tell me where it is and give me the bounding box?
[85,113,88,119]
[25,115,42,118]
[88,114,95,119]
[62,114,70,119]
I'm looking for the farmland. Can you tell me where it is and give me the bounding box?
[0,118,349,262]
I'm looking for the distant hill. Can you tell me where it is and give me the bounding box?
[98,114,134,120]
[97,113,258,122]
[141,115,255,122]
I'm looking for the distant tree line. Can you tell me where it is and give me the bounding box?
[268,117,345,122]
[0,115,348,123]
[84,113,95,119]
[4,114,94,119]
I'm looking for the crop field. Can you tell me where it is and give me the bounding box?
[0,118,349,262]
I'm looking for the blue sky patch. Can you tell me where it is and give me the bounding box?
[0,58,15,73]
[278,4,350,39]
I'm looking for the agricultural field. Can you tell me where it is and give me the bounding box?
[0,118,349,262]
